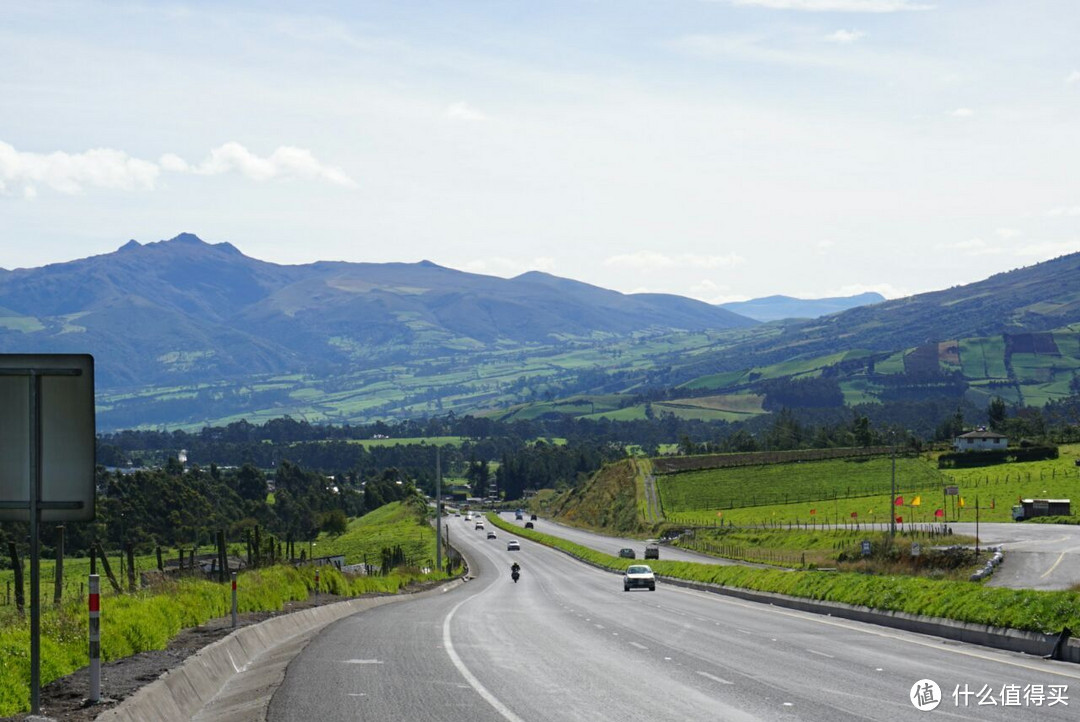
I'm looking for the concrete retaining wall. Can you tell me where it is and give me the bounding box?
[95,581,464,722]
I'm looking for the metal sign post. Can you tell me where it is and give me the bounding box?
[0,354,96,715]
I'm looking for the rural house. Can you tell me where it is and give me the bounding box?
[953,429,1008,452]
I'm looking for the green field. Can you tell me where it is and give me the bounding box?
[656,445,1080,527]
[657,455,949,512]
[312,498,440,568]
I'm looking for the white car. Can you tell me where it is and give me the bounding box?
[623,565,656,592]
[507,539,521,551]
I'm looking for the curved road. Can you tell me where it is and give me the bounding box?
[268,515,1080,721]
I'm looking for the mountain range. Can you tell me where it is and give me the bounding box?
[4,233,1077,430]
[719,292,885,322]
[0,233,757,389]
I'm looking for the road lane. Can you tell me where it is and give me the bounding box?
[269,517,1080,721]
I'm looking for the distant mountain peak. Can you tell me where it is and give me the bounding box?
[169,232,206,244]
[720,292,885,322]
[119,239,142,252]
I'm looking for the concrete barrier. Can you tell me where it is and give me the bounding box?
[657,574,1080,664]
[95,580,464,722]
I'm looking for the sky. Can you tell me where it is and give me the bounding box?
[1,0,1079,303]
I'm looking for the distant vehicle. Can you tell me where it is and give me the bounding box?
[530,513,537,521]
[624,565,656,592]
[644,544,659,560]
[524,521,534,529]
[618,548,636,559]
[475,521,484,530]
[515,508,524,520]
[487,531,497,539]
[507,539,521,551]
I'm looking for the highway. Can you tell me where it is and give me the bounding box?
[268,513,1080,721]
[517,515,1080,590]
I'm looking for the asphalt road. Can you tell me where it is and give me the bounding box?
[953,522,1080,590]
[268,515,1080,721]
[514,515,1080,590]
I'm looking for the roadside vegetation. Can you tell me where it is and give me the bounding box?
[0,499,449,717]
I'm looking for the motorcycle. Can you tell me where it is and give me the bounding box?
[511,567,520,583]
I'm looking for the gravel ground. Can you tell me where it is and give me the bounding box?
[2,581,448,722]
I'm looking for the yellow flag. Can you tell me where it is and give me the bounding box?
[959,497,965,508]
[912,496,921,507]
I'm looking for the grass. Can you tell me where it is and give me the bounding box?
[656,445,1080,526]
[310,497,441,568]
[673,527,978,571]
[485,513,1080,636]
[0,498,449,716]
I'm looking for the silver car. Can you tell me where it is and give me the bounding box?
[623,564,656,592]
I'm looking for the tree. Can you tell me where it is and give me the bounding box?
[987,396,1007,432]
[320,509,348,536]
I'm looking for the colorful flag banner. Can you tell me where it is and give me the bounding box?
[911,496,921,507]
[850,511,858,518]
[959,497,965,508]
[934,508,944,517]
[894,496,904,506]
[895,516,903,524]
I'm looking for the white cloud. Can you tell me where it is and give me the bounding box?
[940,238,1004,256]
[815,240,835,255]
[1014,241,1079,258]
[950,107,974,117]
[445,101,488,122]
[159,153,190,173]
[994,227,1021,239]
[603,251,745,269]
[0,140,159,195]
[1065,70,1080,85]
[727,0,932,11]
[0,140,356,196]
[824,29,865,44]
[169,142,357,187]
[1046,205,1080,217]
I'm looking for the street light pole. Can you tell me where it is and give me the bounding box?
[436,447,442,572]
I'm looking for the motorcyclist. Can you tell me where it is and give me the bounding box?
[510,562,521,580]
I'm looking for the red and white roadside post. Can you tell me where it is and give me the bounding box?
[231,572,238,629]
[89,574,100,702]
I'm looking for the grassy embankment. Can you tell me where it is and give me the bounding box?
[487,512,1080,635]
[656,444,1080,527]
[0,497,447,716]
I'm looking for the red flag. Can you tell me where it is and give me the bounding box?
[934,508,944,517]
[810,509,816,515]
[895,516,903,524]
[894,496,904,506]
[850,511,858,518]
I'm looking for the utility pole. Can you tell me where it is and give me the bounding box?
[436,447,442,571]
[890,432,897,539]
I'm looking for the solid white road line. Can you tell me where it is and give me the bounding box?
[443,589,526,722]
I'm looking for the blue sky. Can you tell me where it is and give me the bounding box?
[2,1,1078,302]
